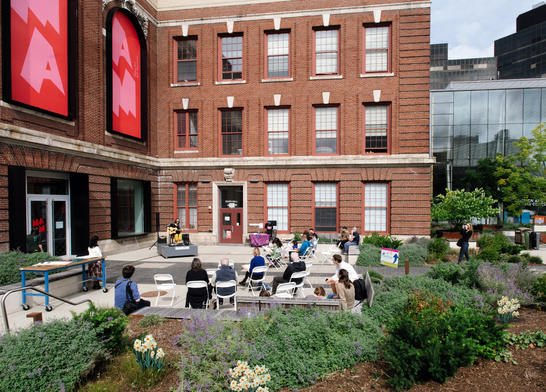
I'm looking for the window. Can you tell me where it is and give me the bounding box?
[220,109,243,155]
[315,106,338,154]
[364,25,390,73]
[175,38,197,82]
[175,111,197,149]
[176,184,197,230]
[220,35,243,80]
[114,179,149,237]
[364,183,388,232]
[266,183,288,231]
[314,28,339,75]
[267,108,289,154]
[314,183,337,232]
[364,104,389,153]
[266,32,289,78]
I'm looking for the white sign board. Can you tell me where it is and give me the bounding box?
[380,248,399,268]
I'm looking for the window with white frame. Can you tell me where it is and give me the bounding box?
[315,106,338,154]
[314,183,337,232]
[365,25,389,73]
[364,105,389,153]
[364,183,388,232]
[267,108,289,154]
[315,29,339,75]
[266,32,289,78]
[177,183,197,229]
[267,183,288,231]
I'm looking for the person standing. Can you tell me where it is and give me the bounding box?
[87,235,103,289]
[457,223,473,264]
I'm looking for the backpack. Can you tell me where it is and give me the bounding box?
[353,278,367,301]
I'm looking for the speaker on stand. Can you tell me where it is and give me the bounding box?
[149,212,161,249]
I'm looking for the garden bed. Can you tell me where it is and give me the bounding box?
[292,307,546,392]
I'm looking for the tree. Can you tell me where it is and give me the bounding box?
[494,124,546,216]
[431,188,498,229]
[462,157,501,199]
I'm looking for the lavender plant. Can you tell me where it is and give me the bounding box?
[477,262,537,304]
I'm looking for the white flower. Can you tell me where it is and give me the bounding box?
[133,339,142,350]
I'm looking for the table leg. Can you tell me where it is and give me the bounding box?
[21,270,27,307]
[44,272,50,307]
[101,259,107,291]
[82,264,87,291]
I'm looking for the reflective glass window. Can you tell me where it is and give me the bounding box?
[506,89,523,123]
[470,91,488,124]
[523,89,541,123]
[488,90,505,124]
[453,91,470,125]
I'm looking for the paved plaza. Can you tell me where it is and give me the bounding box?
[1,243,545,334]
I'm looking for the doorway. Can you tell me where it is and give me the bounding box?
[218,186,243,243]
[26,173,71,257]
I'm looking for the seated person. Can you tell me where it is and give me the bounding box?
[271,252,306,294]
[239,248,265,286]
[330,269,355,310]
[343,227,360,254]
[326,254,360,295]
[167,218,182,244]
[297,234,312,256]
[114,265,150,313]
[305,286,326,300]
[211,258,237,306]
[338,227,350,250]
[185,258,212,308]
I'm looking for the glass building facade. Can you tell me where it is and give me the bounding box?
[431,79,546,197]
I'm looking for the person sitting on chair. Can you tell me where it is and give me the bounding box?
[114,265,150,313]
[343,227,360,254]
[271,252,306,294]
[211,258,237,306]
[326,254,359,296]
[239,248,265,286]
[297,233,312,256]
[167,218,182,244]
[185,258,212,308]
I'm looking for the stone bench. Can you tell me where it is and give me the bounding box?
[236,296,341,313]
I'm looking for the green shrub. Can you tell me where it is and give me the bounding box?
[178,309,382,391]
[398,243,427,265]
[72,304,128,353]
[532,274,546,303]
[506,255,522,263]
[367,269,384,282]
[356,243,382,266]
[0,319,106,392]
[361,275,486,326]
[382,292,506,390]
[477,233,523,261]
[292,232,302,242]
[428,237,450,259]
[0,251,58,286]
[362,232,403,250]
[528,256,543,264]
[138,314,166,328]
[427,258,483,288]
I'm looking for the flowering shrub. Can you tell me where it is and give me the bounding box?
[229,361,271,391]
[477,262,537,304]
[133,335,165,371]
[497,296,520,323]
[72,304,128,353]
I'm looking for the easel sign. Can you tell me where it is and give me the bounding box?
[380,248,399,268]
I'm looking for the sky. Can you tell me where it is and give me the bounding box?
[431,0,542,59]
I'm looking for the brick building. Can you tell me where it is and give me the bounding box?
[0,0,432,255]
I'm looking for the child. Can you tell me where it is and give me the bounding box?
[306,286,326,300]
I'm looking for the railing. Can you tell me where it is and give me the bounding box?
[1,287,93,334]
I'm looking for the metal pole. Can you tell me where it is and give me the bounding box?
[405,259,410,275]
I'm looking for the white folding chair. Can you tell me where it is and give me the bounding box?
[153,274,176,306]
[247,265,268,296]
[206,268,217,279]
[266,254,282,270]
[215,280,237,311]
[186,280,210,309]
[320,245,339,264]
[273,282,296,299]
[289,271,307,298]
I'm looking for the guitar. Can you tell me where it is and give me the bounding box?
[167,226,179,236]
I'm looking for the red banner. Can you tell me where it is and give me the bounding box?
[10,0,68,116]
[111,10,141,139]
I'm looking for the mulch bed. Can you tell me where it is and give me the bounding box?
[294,308,546,392]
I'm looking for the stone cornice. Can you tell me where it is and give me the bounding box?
[0,123,434,170]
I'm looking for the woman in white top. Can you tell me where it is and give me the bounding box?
[87,235,103,289]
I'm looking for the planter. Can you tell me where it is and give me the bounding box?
[440,231,480,241]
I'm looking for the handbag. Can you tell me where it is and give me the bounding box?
[116,280,139,315]
[456,238,463,247]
